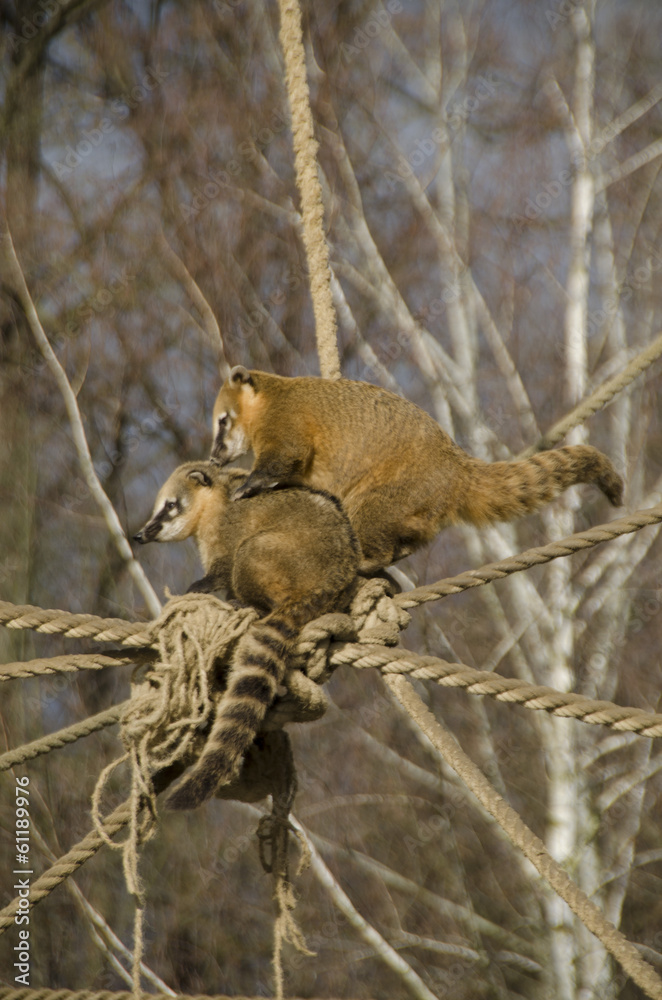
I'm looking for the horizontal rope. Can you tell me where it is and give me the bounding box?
[0,993,337,1000]
[329,644,662,737]
[0,601,150,645]
[521,330,662,456]
[396,500,662,609]
[0,704,126,771]
[0,651,148,682]
[3,500,661,644]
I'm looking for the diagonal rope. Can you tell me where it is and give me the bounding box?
[329,644,662,737]
[0,767,183,936]
[0,704,126,771]
[520,330,662,456]
[0,801,131,933]
[0,992,306,1000]
[395,500,662,609]
[3,502,660,642]
[386,676,662,1000]
[277,0,340,380]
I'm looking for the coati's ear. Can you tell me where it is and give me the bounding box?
[230,365,254,387]
[187,469,213,488]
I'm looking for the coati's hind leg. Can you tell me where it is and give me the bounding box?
[348,489,437,573]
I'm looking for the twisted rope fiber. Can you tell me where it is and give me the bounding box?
[396,500,662,608]
[277,0,340,380]
[386,676,662,1000]
[0,600,151,645]
[2,498,660,654]
[2,585,661,988]
[0,801,131,932]
[0,993,322,1000]
[329,644,662,737]
[521,330,662,456]
[0,704,126,772]
[89,594,314,997]
[0,651,149,682]
[0,762,185,936]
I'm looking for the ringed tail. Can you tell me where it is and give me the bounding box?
[457,444,623,526]
[165,610,297,810]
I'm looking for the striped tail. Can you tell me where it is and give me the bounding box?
[458,445,623,526]
[165,611,297,810]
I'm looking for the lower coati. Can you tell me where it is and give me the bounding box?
[211,367,624,573]
[134,461,359,809]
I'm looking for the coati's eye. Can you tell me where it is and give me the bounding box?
[217,412,229,429]
[166,500,177,512]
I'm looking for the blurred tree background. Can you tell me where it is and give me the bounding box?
[1,0,662,997]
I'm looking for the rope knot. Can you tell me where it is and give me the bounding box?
[350,576,411,646]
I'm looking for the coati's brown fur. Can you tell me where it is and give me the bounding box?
[211,368,624,573]
[134,461,359,808]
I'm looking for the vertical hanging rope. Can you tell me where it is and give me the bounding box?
[277,0,341,379]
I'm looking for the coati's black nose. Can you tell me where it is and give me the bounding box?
[133,531,144,543]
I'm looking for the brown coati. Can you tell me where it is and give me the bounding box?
[211,367,624,573]
[134,461,359,808]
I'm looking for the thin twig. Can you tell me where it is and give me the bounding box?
[0,221,161,618]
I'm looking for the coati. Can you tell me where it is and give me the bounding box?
[134,461,359,809]
[211,367,624,573]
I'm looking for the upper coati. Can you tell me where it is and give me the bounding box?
[211,367,624,573]
[134,461,359,809]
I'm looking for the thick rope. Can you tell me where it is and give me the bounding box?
[329,644,662,737]
[0,801,131,932]
[0,704,125,771]
[396,500,662,609]
[0,993,277,1000]
[277,0,340,379]
[3,500,661,642]
[521,330,662,456]
[0,651,147,681]
[0,601,150,645]
[0,764,184,936]
[386,676,662,1000]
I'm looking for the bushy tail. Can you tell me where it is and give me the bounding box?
[458,445,623,527]
[166,610,296,810]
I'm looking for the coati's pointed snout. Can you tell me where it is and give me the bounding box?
[133,517,163,544]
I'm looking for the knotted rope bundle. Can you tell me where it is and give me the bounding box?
[104,580,409,808]
[90,579,409,995]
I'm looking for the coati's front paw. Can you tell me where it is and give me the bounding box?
[233,479,278,501]
[186,573,223,594]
